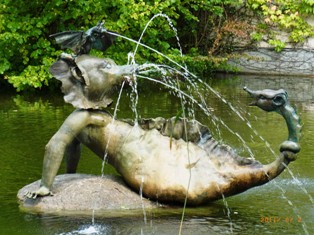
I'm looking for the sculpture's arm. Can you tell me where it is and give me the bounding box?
[25,110,105,198]
[65,138,81,173]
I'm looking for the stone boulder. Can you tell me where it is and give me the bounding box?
[17,174,161,215]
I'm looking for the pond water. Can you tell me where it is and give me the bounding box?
[0,74,313,235]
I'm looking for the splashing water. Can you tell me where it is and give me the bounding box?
[108,16,281,231]
[101,81,126,176]
[110,22,287,162]
[215,183,234,234]
[273,182,311,235]
[137,74,256,159]
[139,176,147,224]
[104,13,311,234]
[129,75,140,125]
[77,226,98,235]
[109,30,265,160]
[109,31,193,78]
[282,162,314,205]
[58,224,106,235]
[133,13,184,58]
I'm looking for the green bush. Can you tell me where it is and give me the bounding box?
[247,0,314,51]
[1,0,314,91]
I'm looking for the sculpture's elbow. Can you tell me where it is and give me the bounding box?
[263,150,297,181]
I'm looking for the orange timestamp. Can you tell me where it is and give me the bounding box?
[260,216,302,223]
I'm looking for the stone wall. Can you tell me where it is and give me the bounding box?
[228,48,314,77]
[228,17,314,77]
[239,75,314,102]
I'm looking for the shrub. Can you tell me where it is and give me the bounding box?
[1,0,313,91]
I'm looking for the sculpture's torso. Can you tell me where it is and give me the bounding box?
[77,111,273,204]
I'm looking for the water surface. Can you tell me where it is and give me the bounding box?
[0,74,313,234]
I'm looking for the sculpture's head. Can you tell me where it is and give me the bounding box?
[243,87,288,112]
[49,54,136,109]
[244,87,301,155]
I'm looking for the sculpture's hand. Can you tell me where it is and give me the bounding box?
[24,186,53,199]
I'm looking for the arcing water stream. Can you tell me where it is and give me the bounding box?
[1,75,312,235]
[65,14,312,235]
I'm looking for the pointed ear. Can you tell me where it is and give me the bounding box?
[49,60,71,80]
[76,63,90,86]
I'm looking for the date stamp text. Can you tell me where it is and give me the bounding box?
[260,216,302,223]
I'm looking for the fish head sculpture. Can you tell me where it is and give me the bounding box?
[244,86,301,155]
[244,87,288,112]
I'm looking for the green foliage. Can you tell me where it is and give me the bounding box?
[268,39,286,52]
[1,0,314,91]
[168,53,235,77]
[247,0,314,51]
[0,0,241,91]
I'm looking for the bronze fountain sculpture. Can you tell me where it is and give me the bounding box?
[19,23,301,211]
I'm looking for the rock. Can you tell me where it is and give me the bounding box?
[17,174,162,215]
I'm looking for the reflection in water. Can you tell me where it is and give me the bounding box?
[0,75,313,235]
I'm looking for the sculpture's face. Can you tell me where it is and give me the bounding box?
[245,88,288,112]
[75,55,121,101]
[49,55,136,109]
